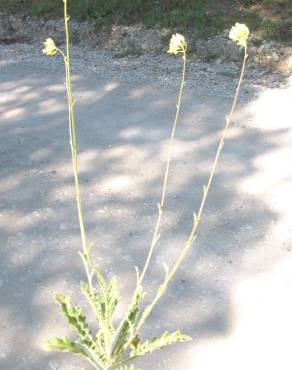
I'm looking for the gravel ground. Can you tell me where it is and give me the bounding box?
[1,42,292,370]
[0,43,290,96]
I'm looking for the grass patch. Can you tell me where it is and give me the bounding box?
[0,0,291,41]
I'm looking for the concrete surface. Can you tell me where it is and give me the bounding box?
[1,45,292,370]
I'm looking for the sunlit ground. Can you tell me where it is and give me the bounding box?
[0,55,292,370]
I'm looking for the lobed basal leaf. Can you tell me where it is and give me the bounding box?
[46,336,86,356]
[55,294,100,354]
[130,330,191,358]
[81,274,119,339]
[111,275,144,359]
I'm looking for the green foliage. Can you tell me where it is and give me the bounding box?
[46,336,88,356]
[81,274,119,335]
[46,271,189,369]
[129,330,191,358]
[261,19,280,38]
[1,0,291,40]
[241,10,281,39]
[55,294,96,349]
[111,282,144,359]
[239,0,263,6]
[53,293,106,366]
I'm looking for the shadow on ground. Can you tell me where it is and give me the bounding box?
[0,59,291,369]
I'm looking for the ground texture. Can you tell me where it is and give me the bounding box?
[1,43,292,370]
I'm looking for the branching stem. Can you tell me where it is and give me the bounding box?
[124,45,248,350]
[50,7,249,366]
[111,49,187,354]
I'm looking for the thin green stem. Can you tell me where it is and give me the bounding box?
[124,45,248,349]
[111,50,187,354]
[63,0,93,292]
[139,49,187,284]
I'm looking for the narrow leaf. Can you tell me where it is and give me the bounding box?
[112,271,144,358]
[81,274,119,334]
[55,293,97,351]
[130,330,191,357]
[45,336,87,357]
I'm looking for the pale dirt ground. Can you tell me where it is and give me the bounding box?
[1,43,292,370]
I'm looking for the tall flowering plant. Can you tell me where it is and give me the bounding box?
[43,1,249,368]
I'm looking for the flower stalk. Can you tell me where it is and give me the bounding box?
[42,0,94,292]
[140,35,187,284]
[123,36,249,351]
[111,34,188,354]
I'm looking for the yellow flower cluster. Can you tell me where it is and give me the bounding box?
[43,38,57,56]
[167,33,187,55]
[229,23,249,47]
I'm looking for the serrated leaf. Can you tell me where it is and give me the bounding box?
[81,273,119,328]
[55,294,97,351]
[81,272,120,364]
[45,336,87,356]
[112,277,144,358]
[130,330,191,357]
[45,336,104,369]
[81,274,119,335]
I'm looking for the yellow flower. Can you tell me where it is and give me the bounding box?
[167,33,187,55]
[43,38,57,56]
[229,23,249,47]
